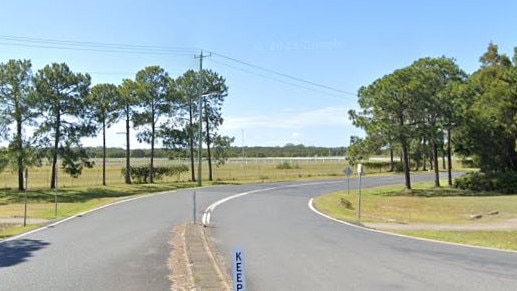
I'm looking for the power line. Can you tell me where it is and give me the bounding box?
[207,58,353,100]
[0,35,198,52]
[0,34,358,98]
[209,51,357,97]
[0,41,197,56]
[0,35,198,55]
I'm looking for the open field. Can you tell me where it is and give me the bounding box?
[0,158,353,238]
[0,157,353,189]
[313,181,517,250]
[0,156,469,189]
[0,157,468,239]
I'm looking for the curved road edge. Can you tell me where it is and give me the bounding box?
[308,197,517,254]
[0,189,177,244]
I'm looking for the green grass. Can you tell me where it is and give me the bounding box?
[313,181,517,250]
[314,181,517,224]
[394,230,517,251]
[0,224,41,239]
[0,157,466,240]
[0,182,196,239]
[0,159,354,239]
[0,158,353,189]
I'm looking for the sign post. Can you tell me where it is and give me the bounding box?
[193,191,197,224]
[23,168,28,227]
[343,167,353,195]
[233,249,246,291]
[357,164,364,222]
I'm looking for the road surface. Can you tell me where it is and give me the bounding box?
[2,173,517,290]
[208,174,517,290]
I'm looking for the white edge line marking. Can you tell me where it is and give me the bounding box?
[201,181,342,226]
[202,187,276,226]
[0,190,177,243]
[308,198,517,254]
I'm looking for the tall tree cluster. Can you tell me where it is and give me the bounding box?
[350,43,517,190]
[0,59,232,189]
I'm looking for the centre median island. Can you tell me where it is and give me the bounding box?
[312,180,517,251]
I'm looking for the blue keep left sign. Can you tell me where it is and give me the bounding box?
[233,249,246,291]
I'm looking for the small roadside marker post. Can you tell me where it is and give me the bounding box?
[343,167,353,195]
[23,167,28,227]
[193,191,197,224]
[357,164,364,222]
[233,249,246,291]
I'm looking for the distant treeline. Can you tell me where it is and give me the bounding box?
[85,144,347,159]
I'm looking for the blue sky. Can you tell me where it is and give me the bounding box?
[1,0,516,148]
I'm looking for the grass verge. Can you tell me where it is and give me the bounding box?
[0,224,41,240]
[393,230,517,251]
[313,180,517,250]
[0,182,196,239]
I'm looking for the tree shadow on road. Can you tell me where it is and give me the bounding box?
[0,239,50,268]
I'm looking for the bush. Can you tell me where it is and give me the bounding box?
[460,159,478,169]
[393,161,404,172]
[359,161,404,173]
[121,165,189,183]
[276,162,300,170]
[454,172,517,194]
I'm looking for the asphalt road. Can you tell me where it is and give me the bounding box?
[0,186,244,291]
[0,182,293,291]
[2,173,517,290]
[208,174,517,291]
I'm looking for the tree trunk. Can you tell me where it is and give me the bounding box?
[50,113,60,189]
[402,141,411,190]
[188,100,196,182]
[125,115,131,184]
[150,122,155,184]
[429,150,433,170]
[16,114,24,191]
[433,140,440,187]
[421,138,427,171]
[205,111,213,181]
[388,145,394,172]
[441,135,446,170]
[447,127,452,186]
[102,119,106,186]
[506,137,517,171]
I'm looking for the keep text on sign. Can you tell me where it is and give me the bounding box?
[233,249,246,291]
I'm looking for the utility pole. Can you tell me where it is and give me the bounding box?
[195,50,211,187]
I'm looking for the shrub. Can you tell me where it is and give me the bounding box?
[454,172,517,194]
[121,165,189,183]
[276,162,300,170]
[460,159,478,169]
[359,161,405,173]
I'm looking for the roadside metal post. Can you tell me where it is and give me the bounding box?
[357,164,364,222]
[23,167,28,227]
[347,175,350,196]
[193,191,197,224]
[54,161,58,217]
[343,167,353,196]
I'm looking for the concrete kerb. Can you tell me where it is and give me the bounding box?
[171,223,231,291]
